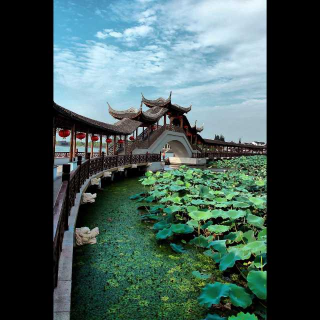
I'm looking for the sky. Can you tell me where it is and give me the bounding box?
[54,0,266,143]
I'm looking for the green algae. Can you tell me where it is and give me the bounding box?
[71,176,224,320]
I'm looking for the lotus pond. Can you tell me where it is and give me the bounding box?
[71,156,266,320]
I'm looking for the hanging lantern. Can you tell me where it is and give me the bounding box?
[118,139,124,144]
[91,135,99,142]
[167,112,171,116]
[152,125,157,130]
[76,132,86,140]
[106,138,112,144]
[178,115,183,119]
[58,129,70,139]
[184,125,188,129]
[129,136,135,141]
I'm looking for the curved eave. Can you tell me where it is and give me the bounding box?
[108,102,142,120]
[141,91,172,108]
[170,103,192,114]
[53,102,127,135]
[140,106,168,123]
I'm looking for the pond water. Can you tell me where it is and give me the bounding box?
[71,175,224,320]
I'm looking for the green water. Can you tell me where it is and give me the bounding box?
[71,176,224,320]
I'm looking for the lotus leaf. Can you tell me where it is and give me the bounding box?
[189,210,213,221]
[189,235,212,248]
[198,282,230,307]
[258,228,267,241]
[186,205,198,212]
[211,209,228,219]
[242,241,266,255]
[170,243,186,253]
[227,283,253,308]
[215,202,230,208]
[228,246,251,260]
[192,270,212,280]
[225,210,246,220]
[208,240,227,254]
[142,176,156,186]
[167,205,182,213]
[207,225,230,233]
[224,231,244,243]
[153,220,172,231]
[214,197,227,203]
[203,249,216,259]
[191,199,206,205]
[228,312,258,320]
[243,230,256,243]
[145,171,153,177]
[232,201,250,208]
[201,220,213,230]
[252,253,267,269]
[169,185,186,192]
[249,197,265,206]
[140,214,163,221]
[145,195,155,203]
[199,185,211,197]
[129,192,145,200]
[255,179,265,187]
[225,191,239,200]
[170,223,194,234]
[219,251,241,271]
[203,314,226,320]
[187,219,199,228]
[247,213,265,228]
[247,270,267,300]
[156,228,173,240]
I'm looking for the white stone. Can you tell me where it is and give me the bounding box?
[82,193,97,203]
[91,178,100,185]
[103,171,112,177]
[75,227,99,246]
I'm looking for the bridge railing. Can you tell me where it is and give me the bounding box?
[53,152,161,288]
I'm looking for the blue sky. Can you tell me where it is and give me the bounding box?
[54,0,266,143]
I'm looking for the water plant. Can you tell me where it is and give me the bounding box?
[132,156,267,319]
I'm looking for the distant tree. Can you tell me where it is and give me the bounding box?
[239,138,242,144]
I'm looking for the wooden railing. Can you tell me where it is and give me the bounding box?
[53,152,161,288]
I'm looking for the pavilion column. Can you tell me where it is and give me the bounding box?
[99,134,102,156]
[73,129,77,158]
[142,126,144,139]
[53,126,56,166]
[85,130,89,156]
[124,135,127,155]
[164,114,166,127]
[106,136,109,155]
[113,135,117,155]
[148,126,150,144]
[180,117,183,128]
[91,135,94,158]
[69,124,75,162]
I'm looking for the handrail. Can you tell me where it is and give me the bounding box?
[53,153,161,288]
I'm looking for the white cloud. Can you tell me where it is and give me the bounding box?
[123,25,153,39]
[55,0,266,140]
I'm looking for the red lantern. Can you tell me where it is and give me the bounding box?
[76,132,86,140]
[58,129,70,139]
[106,138,112,144]
[167,112,171,116]
[118,139,124,144]
[152,125,157,130]
[184,125,188,129]
[129,136,135,141]
[91,135,99,142]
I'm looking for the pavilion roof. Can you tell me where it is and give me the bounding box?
[141,92,192,114]
[191,120,204,133]
[108,102,167,124]
[53,102,135,135]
